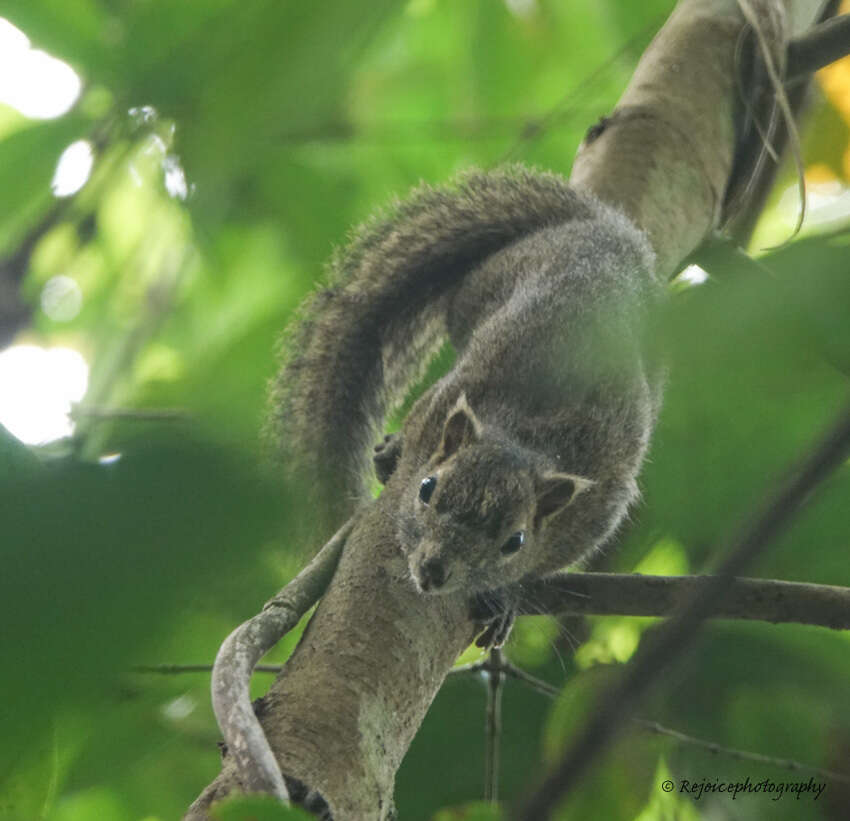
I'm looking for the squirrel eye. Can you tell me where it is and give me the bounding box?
[501,530,525,555]
[419,476,437,504]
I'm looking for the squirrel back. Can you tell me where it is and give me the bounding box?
[390,206,661,596]
[269,167,601,538]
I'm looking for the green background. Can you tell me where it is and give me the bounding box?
[1,1,850,819]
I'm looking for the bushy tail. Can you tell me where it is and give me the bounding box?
[269,165,592,537]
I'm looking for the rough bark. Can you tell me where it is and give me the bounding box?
[187,483,476,819]
[570,0,782,275]
[186,0,818,817]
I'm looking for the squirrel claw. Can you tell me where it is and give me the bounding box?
[475,617,513,649]
[471,592,516,649]
[373,432,403,484]
[374,433,394,452]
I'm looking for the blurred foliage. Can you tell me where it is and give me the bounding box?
[210,794,314,821]
[1,1,850,820]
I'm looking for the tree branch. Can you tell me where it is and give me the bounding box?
[519,402,850,819]
[634,719,850,785]
[787,13,850,80]
[518,572,850,629]
[450,657,561,699]
[186,485,478,820]
[138,569,850,680]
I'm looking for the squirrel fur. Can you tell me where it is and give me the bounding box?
[270,165,661,612]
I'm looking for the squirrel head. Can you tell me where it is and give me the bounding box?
[400,394,593,595]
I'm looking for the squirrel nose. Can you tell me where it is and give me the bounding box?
[419,557,447,591]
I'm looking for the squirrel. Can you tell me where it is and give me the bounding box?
[270,165,661,644]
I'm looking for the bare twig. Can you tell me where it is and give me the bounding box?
[484,648,504,803]
[210,516,355,801]
[71,405,191,421]
[454,653,850,794]
[452,656,850,786]
[259,18,850,154]
[635,719,850,785]
[450,657,561,699]
[498,17,661,163]
[519,402,850,819]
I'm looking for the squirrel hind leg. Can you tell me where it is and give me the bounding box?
[373,432,404,485]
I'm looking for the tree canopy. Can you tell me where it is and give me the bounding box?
[1,2,850,820]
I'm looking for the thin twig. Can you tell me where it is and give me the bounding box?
[635,719,850,786]
[71,405,191,421]
[484,648,504,804]
[498,17,661,163]
[254,20,850,151]
[452,655,850,786]
[451,658,558,696]
[495,661,562,699]
[519,402,850,819]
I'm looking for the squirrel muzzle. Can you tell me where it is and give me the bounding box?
[411,543,451,593]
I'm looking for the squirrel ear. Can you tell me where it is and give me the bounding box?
[533,472,594,530]
[436,393,482,462]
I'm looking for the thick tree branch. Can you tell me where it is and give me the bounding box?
[187,484,477,820]
[568,0,753,274]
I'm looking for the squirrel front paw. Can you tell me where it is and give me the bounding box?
[470,591,516,649]
[373,432,403,484]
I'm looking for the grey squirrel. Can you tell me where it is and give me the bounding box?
[270,165,661,642]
